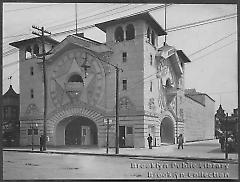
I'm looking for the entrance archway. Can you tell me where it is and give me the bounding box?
[56,116,97,146]
[160,117,174,144]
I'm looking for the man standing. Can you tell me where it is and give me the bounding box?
[177,134,184,149]
[147,134,153,149]
[40,134,44,151]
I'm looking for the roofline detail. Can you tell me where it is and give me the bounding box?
[95,12,167,36]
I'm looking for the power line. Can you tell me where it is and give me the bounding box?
[3,4,112,40]
[3,10,236,58]
[4,3,62,13]
[191,39,237,63]
[206,90,238,95]
[50,4,159,36]
[167,13,237,33]
[3,33,30,39]
[2,4,136,41]
[2,32,237,71]
[189,31,237,57]
[48,4,133,31]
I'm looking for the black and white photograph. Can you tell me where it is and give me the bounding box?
[2,1,239,180]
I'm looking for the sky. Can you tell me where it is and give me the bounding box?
[2,3,238,114]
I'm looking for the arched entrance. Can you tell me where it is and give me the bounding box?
[56,116,98,146]
[160,117,174,144]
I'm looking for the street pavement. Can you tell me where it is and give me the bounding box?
[3,148,238,180]
[3,139,238,162]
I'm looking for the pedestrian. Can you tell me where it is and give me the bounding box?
[40,134,44,151]
[122,136,125,147]
[147,134,153,149]
[219,133,224,150]
[177,134,184,149]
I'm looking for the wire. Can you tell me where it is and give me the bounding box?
[206,90,238,95]
[4,3,62,13]
[50,4,158,36]
[191,40,237,63]
[3,33,30,40]
[2,68,19,82]
[189,31,237,57]
[48,4,133,31]
[3,10,236,58]
[167,13,237,33]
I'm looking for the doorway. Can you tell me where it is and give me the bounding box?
[160,117,174,144]
[62,116,97,146]
[119,126,125,147]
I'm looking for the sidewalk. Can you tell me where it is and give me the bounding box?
[3,139,238,163]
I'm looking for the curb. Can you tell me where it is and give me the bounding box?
[3,149,238,164]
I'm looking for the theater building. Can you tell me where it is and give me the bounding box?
[10,12,215,148]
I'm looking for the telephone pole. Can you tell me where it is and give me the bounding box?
[115,66,120,154]
[32,26,51,151]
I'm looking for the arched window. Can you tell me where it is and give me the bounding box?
[115,26,124,42]
[147,27,151,42]
[33,44,39,56]
[151,30,155,45]
[126,24,135,40]
[25,46,32,59]
[68,74,83,83]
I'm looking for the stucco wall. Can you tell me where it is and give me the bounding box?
[184,95,215,141]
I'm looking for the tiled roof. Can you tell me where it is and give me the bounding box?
[4,85,19,97]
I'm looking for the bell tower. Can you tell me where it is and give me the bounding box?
[96,12,167,113]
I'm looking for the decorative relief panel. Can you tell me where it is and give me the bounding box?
[119,96,136,111]
[50,49,105,108]
[25,103,40,116]
[155,54,181,116]
[148,98,156,111]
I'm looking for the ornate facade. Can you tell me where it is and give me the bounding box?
[10,12,215,148]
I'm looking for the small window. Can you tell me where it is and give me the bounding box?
[68,74,83,82]
[127,126,133,134]
[25,46,32,59]
[123,80,127,90]
[28,129,38,135]
[123,52,127,62]
[147,27,151,42]
[126,24,135,40]
[115,26,124,42]
[30,89,34,99]
[34,129,38,135]
[28,129,32,135]
[33,44,39,56]
[150,81,153,92]
[30,67,34,76]
[150,54,153,65]
[151,30,155,45]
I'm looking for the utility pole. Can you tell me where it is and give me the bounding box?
[225,113,228,160]
[115,66,120,154]
[32,26,51,151]
[81,55,122,154]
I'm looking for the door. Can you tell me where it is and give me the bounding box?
[65,121,81,145]
[81,126,91,145]
[119,126,126,147]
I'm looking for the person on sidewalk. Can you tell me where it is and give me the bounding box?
[147,134,153,149]
[40,134,44,152]
[177,134,184,149]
